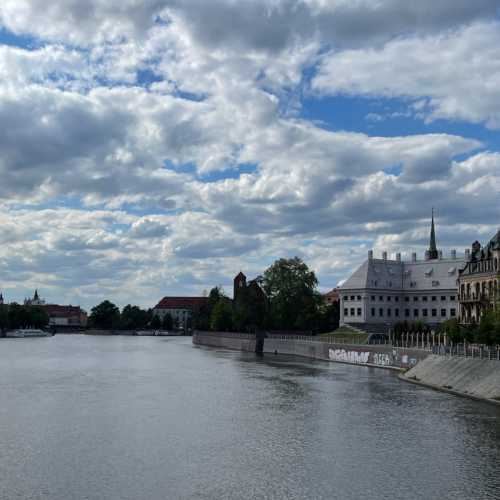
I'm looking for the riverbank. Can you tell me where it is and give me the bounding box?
[401,355,500,405]
[193,331,500,406]
[192,331,428,370]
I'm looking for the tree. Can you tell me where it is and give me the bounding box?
[476,309,500,345]
[262,257,319,331]
[438,319,463,343]
[0,305,8,335]
[210,300,233,331]
[29,306,49,329]
[89,300,121,329]
[193,287,225,331]
[121,305,149,330]
[150,314,162,330]
[162,313,173,330]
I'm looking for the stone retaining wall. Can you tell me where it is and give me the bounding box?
[192,332,429,370]
[402,355,500,403]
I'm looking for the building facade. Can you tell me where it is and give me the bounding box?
[458,231,500,324]
[339,215,465,332]
[153,297,208,328]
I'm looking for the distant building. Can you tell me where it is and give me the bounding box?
[153,297,208,328]
[458,231,500,324]
[322,288,340,306]
[233,271,265,302]
[43,304,88,328]
[24,290,87,329]
[339,213,466,333]
[24,289,45,306]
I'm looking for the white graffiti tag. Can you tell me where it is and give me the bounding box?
[372,353,391,366]
[329,349,370,364]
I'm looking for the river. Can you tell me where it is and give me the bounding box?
[1,335,499,500]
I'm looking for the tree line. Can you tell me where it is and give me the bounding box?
[392,307,500,346]
[194,257,339,334]
[0,304,49,333]
[87,301,177,331]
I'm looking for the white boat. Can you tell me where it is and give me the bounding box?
[6,329,51,338]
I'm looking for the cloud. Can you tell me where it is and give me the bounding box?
[313,21,500,128]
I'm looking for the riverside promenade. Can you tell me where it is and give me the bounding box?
[193,331,500,405]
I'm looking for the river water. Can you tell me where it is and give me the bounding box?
[1,335,500,500]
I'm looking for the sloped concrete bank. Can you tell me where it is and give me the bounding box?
[401,355,500,405]
[193,332,428,370]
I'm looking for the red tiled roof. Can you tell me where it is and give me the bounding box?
[41,304,86,317]
[154,297,208,310]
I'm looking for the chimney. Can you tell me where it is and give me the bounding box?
[451,249,456,260]
[382,251,387,261]
[368,250,373,260]
[438,250,443,260]
[412,252,417,262]
[396,253,401,262]
[465,249,470,260]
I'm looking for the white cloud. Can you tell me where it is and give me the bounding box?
[313,21,500,128]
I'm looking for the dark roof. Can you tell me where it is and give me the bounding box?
[154,297,208,310]
[41,304,85,317]
[490,230,500,249]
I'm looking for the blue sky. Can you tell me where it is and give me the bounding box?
[0,1,499,309]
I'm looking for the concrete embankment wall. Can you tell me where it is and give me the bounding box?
[402,355,500,403]
[193,332,256,352]
[192,332,428,370]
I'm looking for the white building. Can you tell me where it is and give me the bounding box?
[339,215,466,333]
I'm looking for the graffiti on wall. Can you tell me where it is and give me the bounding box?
[372,353,391,366]
[329,349,370,364]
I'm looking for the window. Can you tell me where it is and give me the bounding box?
[395,297,399,302]
[344,308,348,316]
[423,309,428,317]
[450,308,456,317]
[405,309,410,318]
[379,308,384,317]
[344,296,348,301]
[371,296,375,301]
[432,309,437,317]
[432,296,437,301]
[387,308,392,317]
[414,309,419,317]
[413,296,418,302]
[422,296,428,302]
[350,296,355,301]
[441,309,446,317]
[387,296,391,302]
[350,308,355,316]
[357,308,362,316]
[395,309,399,317]
[441,296,446,301]
[404,297,409,302]
[450,296,455,301]
[357,295,361,301]
[379,296,383,301]
[371,308,375,317]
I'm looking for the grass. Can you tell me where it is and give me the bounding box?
[317,326,369,344]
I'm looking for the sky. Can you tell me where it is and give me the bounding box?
[1,0,500,310]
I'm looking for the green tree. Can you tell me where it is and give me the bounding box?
[162,313,173,330]
[150,314,162,329]
[210,300,233,331]
[29,306,49,329]
[262,257,319,331]
[89,300,121,329]
[438,319,463,343]
[121,305,149,330]
[476,309,500,345]
[0,305,8,335]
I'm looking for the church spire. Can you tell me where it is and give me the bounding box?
[428,208,438,259]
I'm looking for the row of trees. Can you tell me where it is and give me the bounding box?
[88,301,176,330]
[438,310,500,346]
[392,310,500,346]
[0,304,49,332]
[195,257,339,334]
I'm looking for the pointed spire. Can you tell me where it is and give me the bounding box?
[428,208,438,259]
